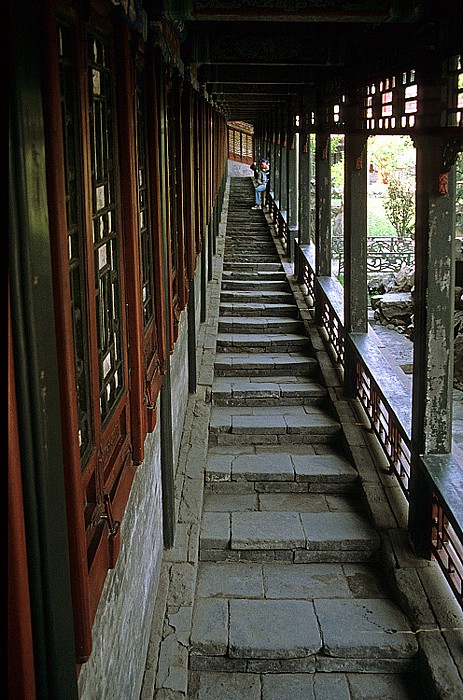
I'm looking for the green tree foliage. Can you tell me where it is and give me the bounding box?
[384,175,415,237]
[368,135,415,185]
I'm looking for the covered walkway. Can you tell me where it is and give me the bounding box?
[9,3,463,697]
[141,175,463,700]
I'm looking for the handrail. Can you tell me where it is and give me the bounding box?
[294,239,463,610]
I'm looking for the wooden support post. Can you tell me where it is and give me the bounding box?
[409,134,459,555]
[314,132,331,325]
[298,107,311,246]
[343,132,368,396]
[287,129,299,262]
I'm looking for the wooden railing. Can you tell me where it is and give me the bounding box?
[294,239,463,610]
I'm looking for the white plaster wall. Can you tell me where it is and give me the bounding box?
[78,300,192,700]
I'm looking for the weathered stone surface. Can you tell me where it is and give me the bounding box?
[189,671,261,700]
[231,511,305,550]
[232,452,294,481]
[315,598,418,659]
[301,512,380,551]
[263,562,352,599]
[196,562,264,599]
[292,453,358,483]
[190,599,228,656]
[261,673,314,700]
[200,512,230,549]
[229,599,322,659]
[347,672,422,700]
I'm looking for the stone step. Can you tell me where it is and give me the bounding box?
[216,332,310,353]
[225,234,272,240]
[226,253,279,265]
[190,592,418,673]
[220,290,295,304]
[208,405,341,445]
[205,449,358,493]
[224,245,276,253]
[200,510,380,561]
[189,670,423,699]
[225,262,282,272]
[222,280,289,292]
[225,234,272,239]
[218,317,303,335]
[225,232,271,239]
[214,352,318,377]
[212,376,326,406]
[219,302,298,318]
[222,270,287,281]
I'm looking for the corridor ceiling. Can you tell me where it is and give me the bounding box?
[155,0,461,123]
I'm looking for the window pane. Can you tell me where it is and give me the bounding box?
[88,30,125,424]
[58,20,93,462]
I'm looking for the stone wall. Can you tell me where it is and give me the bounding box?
[78,286,193,700]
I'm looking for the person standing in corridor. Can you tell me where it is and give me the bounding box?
[251,159,269,210]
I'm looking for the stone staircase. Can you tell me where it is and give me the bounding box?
[189,177,422,699]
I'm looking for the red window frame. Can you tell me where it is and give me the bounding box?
[42,0,165,662]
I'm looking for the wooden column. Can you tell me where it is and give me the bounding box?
[280,116,288,215]
[287,128,299,261]
[315,132,332,279]
[298,107,311,246]
[344,132,368,332]
[274,112,281,210]
[343,132,368,395]
[409,134,459,554]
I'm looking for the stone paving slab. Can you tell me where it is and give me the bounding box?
[216,332,310,351]
[231,511,306,550]
[186,670,421,700]
[212,377,326,403]
[229,599,322,659]
[203,492,259,512]
[293,453,358,483]
[231,452,294,480]
[315,598,419,659]
[222,280,289,291]
[224,262,283,271]
[262,562,353,599]
[196,562,264,599]
[209,405,340,437]
[301,512,381,551]
[189,671,261,700]
[220,302,298,318]
[257,493,334,513]
[190,599,228,656]
[220,291,295,303]
[197,561,389,600]
[214,352,317,376]
[218,318,303,334]
[221,272,287,281]
[200,512,230,549]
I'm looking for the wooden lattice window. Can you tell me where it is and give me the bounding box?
[135,58,163,421]
[227,123,254,164]
[401,70,418,129]
[442,54,463,127]
[88,31,126,424]
[56,10,135,626]
[363,71,418,131]
[59,19,93,463]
